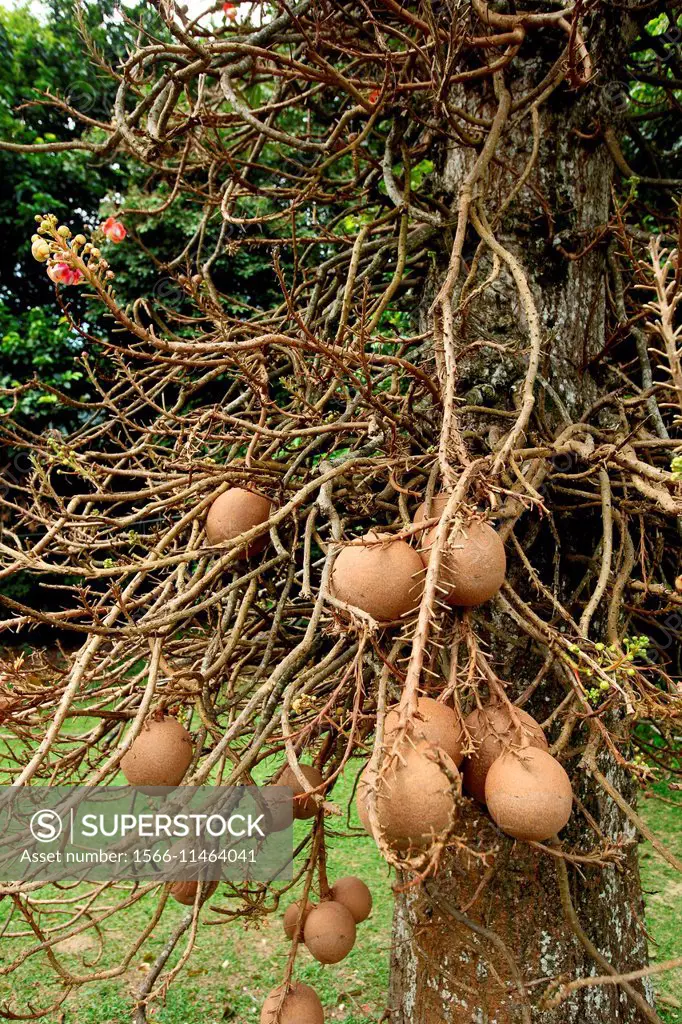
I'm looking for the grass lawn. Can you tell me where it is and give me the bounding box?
[639,787,682,1024]
[0,771,679,1023]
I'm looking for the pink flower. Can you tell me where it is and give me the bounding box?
[223,2,237,19]
[102,216,127,243]
[47,262,83,286]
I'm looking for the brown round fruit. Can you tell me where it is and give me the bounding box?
[168,880,218,906]
[260,982,324,1024]
[415,499,506,607]
[120,716,193,787]
[330,532,424,622]
[283,898,316,940]
[279,764,324,819]
[260,786,295,833]
[205,487,272,557]
[303,901,356,964]
[413,493,449,526]
[329,877,372,924]
[385,697,465,767]
[462,704,548,804]
[485,747,573,841]
[356,741,459,850]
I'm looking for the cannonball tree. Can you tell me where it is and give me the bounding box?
[0,2,681,1022]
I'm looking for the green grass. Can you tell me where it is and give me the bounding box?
[639,786,682,1023]
[0,770,393,1024]
[0,772,679,1023]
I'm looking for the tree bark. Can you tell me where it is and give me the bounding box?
[390,8,655,1023]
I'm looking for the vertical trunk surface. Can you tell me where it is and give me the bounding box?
[390,7,654,1023]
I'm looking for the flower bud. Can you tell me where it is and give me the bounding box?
[57,226,71,238]
[31,238,51,262]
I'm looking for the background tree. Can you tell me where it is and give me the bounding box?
[0,0,132,424]
[0,0,277,428]
[0,3,681,1023]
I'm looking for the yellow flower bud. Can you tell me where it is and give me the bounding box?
[74,234,86,246]
[31,238,51,263]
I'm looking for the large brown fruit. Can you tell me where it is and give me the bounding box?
[329,876,372,924]
[205,487,272,556]
[356,741,459,850]
[260,982,324,1024]
[283,898,316,939]
[415,498,506,607]
[168,880,218,906]
[279,764,324,819]
[462,703,547,804]
[414,493,449,526]
[485,747,573,841]
[259,786,295,833]
[384,697,465,767]
[120,716,193,787]
[330,532,424,622]
[303,901,356,964]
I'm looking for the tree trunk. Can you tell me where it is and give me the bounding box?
[390,8,655,1023]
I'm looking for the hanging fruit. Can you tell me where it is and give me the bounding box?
[484,748,573,842]
[330,531,424,622]
[415,496,506,607]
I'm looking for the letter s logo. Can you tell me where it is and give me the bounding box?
[30,809,63,843]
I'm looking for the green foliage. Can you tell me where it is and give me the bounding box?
[621,12,682,179]
[0,1,137,310]
[0,0,148,432]
[0,301,87,426]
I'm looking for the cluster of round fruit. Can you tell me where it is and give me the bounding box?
[117,690,573,899]
[261,876,372,1024]
[462,703,572,842]
[118,489,572,1024]
[203,487,507,622]
[356,697,572,849]
[330,493,506,621]
[118,719,330,886]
